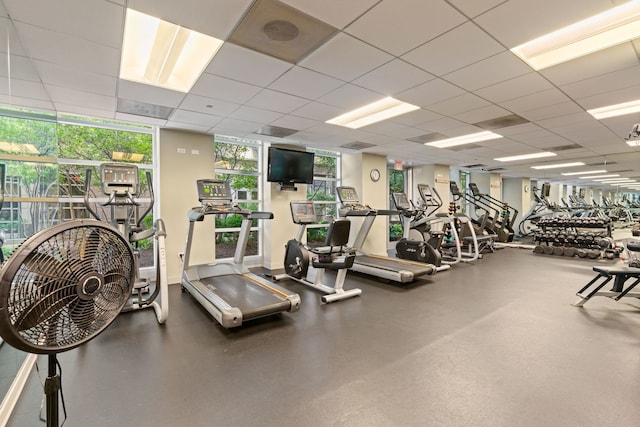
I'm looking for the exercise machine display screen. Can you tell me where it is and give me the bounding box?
[290,201,316,224]
[468,183,481,197]
[392,193,410,210]
[101,163,139,195]
[450,182,461,196]
[337,187,359,204]
[197,179,231,203]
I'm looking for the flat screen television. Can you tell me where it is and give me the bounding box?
[541,183,551,197]
[267,147,315,184]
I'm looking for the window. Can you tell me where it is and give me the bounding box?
[306,150,340,246]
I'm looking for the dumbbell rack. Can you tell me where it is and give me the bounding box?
[532,217,614,259]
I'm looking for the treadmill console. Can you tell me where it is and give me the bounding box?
[290,201,317,224]
[101,163,139,196]
[450,181,461,196]
[392,193,411,210]
[468,183,481,197]
[197,179,232,207]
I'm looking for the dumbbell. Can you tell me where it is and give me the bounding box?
[553,246,564,256]
[563,247,577,257]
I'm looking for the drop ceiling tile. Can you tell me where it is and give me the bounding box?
[164,121,212,134]
[191,73,262,104]
[474,0,609,47]
[214,117,263,132]
[561,65,640,101]
[5,0,124,48]
[269,114,319,131]
[474,72,555,104]
[575,84,640,111]
[396,78,466,108]
[169,109,223,127]
[232,105,284,123]
[34,61,115,97]
[500,88,571,114]
[444,51,531,91]
[14,23,120,77]
[415,117,469,133]
[540,43,640,87]
[361,121,425,139]
[0,17,30,56]
[206,44,292,87]
[352,59,435,96]
[268,66,344,99]
[402,22,505,77]
[290,101,344,121]
[245,89,309,113]
[178,94,240,116]
[518,101,585,122]
[345,0,466,56]
[280,0,379,29]
[299,32,393,82]
[129,0,253,40]
[47,85,116,112]
[0,95,54,112]
[390,109,444,126]
[427,93,491,117]
[118,80,186,107]
[317,84,382,110]
[0,55,40,82]
[446,0,506,18]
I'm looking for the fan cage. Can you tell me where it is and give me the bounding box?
[0,220,135,354]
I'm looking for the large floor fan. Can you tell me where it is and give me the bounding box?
[0,219,135,427]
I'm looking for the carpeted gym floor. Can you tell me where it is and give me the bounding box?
[7,244,640,426]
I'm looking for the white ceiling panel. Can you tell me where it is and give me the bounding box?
[280,0,379,29]
[289,102,344,121]
[178,94,240,117]
[518,101,586,122]
[14,23,120,77]
[245,89,309,114]
[164,122,212,134]
[206,44,292,87]
[4,0,124,48]
[474,0,611,47]
[345,0,467,56]
[501,88,571,114]
[397,78,466,108]
[444,51,532,92]
[213,117,263,133]
[560,65,640,101]
[231,105,284,123]
[0,55,41,81]
[402,22,505,77]
[0,17,31,56]
[299,32,393,82]
[574,84,640,111]
[317,84,382,110]
[447,0,506,18]
[352,59,435,96]
[427,93,491,117]
[269,114,320,131]
[128,0,253,40]
[34,61,116,97]
[390,109,444,127]
[414,116,468,133]
[454,104,512,124]
[540,43,640,87]
[268,66,344,99]
[0,94,54,112]
[169,109,223,127]
[474,73,555,104]
[190,73,262,104]
[117,80,186,108]
[47,85,116,112]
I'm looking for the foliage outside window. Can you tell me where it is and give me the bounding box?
[306,150,340,246]
[389,168,405,241]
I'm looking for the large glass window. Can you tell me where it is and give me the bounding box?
[306,150,340,246]
[214,136,262,257]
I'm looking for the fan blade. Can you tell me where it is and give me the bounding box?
[68,298,95,330]
[79,229,101,264]
[14,281,76,331]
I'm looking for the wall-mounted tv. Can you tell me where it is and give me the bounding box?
[541,182,551,197]
[267,147,315,184]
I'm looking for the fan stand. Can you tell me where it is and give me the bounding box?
[44,354,60,427]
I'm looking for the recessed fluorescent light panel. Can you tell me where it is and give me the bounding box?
[494,152,556,162]
[588,99,640,119]
[561,169,607,176]
[511,1,640,70]
[579,174,619,179]
[326,97,420,129]
[425,131,503,148]
[594,177,630,182]
[120,9,224,92]
[530,161,584,170]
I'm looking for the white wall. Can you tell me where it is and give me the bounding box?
[158,129,215,285]
[502,177,530,234]
[342,152,388,256]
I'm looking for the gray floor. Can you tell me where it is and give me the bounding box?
[8,247,640,427]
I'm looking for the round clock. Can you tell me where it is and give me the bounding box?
[524,185,530,193]
[370,168,381,182]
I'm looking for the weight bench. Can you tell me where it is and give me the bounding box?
[572,266,640,307]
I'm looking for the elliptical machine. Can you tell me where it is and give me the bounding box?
[84,163,168,323]
[392,192,450,271]
[274,201,361,303]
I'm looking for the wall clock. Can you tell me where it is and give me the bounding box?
[370,168,380,182]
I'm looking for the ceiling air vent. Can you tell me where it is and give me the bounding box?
[462,164,487,168]
[445,143,481,151]
[482,167,506,172]
[407,133,448,144]
[116,99,174,120]
[472,114,529,130]
[340,142,376,150]
[587,161,617,166]
[253,125,298,138]
[550,143,582,151]
[228,0,337,63]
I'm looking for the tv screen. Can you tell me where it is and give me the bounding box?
[542,183,551,197]
[267,147,315,184]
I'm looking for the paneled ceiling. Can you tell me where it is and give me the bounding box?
[1,0,639,186]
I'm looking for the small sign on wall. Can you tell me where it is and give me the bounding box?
[435,178,449,184]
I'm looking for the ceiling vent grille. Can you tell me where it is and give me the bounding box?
[116,99,174,120]
[472,114,529,130]
[407,133,448,144]
[340,142,376,150]
[253,125,298,138]
[550,143,582,151]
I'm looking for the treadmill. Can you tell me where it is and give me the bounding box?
[181,179,301,328]
[336,186,435,283]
